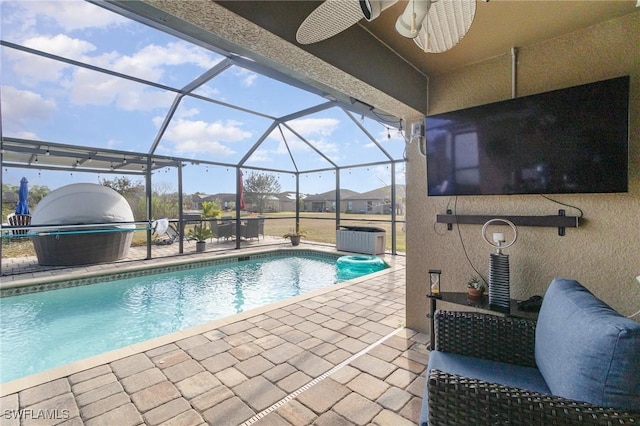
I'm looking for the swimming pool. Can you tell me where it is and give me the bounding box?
[0,252,387,383]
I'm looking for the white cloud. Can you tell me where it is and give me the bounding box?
[4,46,71,85]
[260,118,343,163]
[106,139,123,150]
[268,117,340,150]
[102,42,221,82]
[235,68,257,87]
[246,149,273,163]
[5,32,221,110]
[286,117,340,137]
[24,33,96,58]
[159,118,252,156]
[67,69,175,111]
[20,0,129,32]
[0,86,56,134]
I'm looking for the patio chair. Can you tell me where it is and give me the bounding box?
[7,213,31,236]
[257,216,265,239]
[154,223,187,245]
[210,219,234,241]
[240,218,260,241]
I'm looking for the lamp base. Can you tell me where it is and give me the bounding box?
[489,253,510,310]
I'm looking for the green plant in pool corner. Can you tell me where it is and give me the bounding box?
[189,223,214,242]
[283,224,307,246]
[282,224,307,240]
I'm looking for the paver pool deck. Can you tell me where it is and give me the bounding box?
[0,245,427,425]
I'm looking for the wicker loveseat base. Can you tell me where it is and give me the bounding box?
[33,231,133,266]
[428,369,639,425]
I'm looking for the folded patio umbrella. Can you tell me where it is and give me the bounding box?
[15,177,30,215]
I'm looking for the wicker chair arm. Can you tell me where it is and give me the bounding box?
[434,310,537,367]
[428,369,640,425]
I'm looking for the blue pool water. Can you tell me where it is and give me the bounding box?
[0,254,385,383]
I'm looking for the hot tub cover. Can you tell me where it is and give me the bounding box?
[32,183,135,229]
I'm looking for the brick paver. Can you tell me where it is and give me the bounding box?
[333,392,383,425]
[2,255,426,426]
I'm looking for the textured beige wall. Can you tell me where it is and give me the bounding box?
[406,12,640,333]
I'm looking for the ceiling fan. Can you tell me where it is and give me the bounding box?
[296,0,477,53]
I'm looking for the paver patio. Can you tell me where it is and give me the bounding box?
[1,248,428,425]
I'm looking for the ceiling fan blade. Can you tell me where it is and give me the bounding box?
[414,0,477,53]
[296,0,365,45]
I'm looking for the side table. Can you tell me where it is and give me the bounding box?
[426,292,539,350]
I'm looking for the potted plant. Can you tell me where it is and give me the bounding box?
[189,223,213,252]
[467,276,485,298]
[283,225,307,246]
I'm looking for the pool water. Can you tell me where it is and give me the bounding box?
[0,254,383,383]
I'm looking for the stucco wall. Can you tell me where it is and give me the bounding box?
[406,12,640,333]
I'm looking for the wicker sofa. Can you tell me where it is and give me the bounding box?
[420,278,640,425]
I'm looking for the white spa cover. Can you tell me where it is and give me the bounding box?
[31,183,135,229]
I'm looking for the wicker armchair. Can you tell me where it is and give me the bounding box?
[427,310,640,425]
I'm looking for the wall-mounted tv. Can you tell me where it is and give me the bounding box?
[426,76,629,196]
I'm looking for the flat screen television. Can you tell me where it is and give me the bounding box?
[426,76,629,196]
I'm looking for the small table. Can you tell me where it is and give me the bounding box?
[427,292,539,350]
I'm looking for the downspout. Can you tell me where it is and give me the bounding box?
[385,162,398,255]
[391,162,396,255]
[177,161,184,254]
[0,143,3,275]
[145,156,152,260]
[295,173,300,233]
[511,47,518,99]
[235,167,242,250]
[335,167,340,232]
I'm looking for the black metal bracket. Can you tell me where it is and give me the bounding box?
[437,210,579,236]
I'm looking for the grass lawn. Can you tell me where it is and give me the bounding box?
[1,212,406,258]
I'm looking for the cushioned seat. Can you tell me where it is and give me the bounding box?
[421,351,550,423]
[420,278,640,425]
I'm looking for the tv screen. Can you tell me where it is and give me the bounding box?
[426,76,629,196]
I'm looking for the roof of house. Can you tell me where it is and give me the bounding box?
[304,189,360,202]
[346,185,406,200]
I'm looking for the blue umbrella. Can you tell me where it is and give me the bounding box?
[15,177,30,215]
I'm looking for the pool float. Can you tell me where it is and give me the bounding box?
[337,255,386,280]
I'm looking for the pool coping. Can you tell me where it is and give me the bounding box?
[1,246,397,294]
[0,247,403,396]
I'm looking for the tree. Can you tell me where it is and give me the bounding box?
[151,182,179,220]
[201,200,222,219]
[29,185,50,206]
[1,183,50,218]
[243,171,281,214]
[101,177,145,219]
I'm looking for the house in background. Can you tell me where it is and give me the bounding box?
[275,191,302,213]
[302,189,359,212]
[194,187,407,214]
[191,193,241,211]
[344,185,406,215]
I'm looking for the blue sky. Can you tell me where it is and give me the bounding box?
[1,0,406,196]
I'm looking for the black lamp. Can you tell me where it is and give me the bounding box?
[429,269,441,297]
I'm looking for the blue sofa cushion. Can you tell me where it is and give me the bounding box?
[535,278,640,410]
[420,350,550,426]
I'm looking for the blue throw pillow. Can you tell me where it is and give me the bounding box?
[535,278,640,410]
